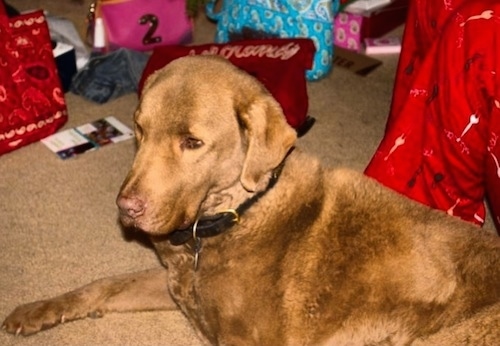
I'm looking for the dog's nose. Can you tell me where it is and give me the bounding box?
[117,195,145,219]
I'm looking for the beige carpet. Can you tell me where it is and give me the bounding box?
[1,1,494,345]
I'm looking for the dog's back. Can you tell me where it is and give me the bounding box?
[311,166,500,344]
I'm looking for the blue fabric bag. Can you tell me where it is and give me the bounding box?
[205,0,340,81]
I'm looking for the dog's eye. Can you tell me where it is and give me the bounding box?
[181,136,204,150]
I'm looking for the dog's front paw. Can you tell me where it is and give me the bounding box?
[2,298,93,336]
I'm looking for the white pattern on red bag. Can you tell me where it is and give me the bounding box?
[190,42,301,61]
[0,110,66,145]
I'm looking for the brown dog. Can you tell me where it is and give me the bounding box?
[3,56,500,345]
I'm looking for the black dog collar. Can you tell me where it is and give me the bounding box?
[167,150,290,246]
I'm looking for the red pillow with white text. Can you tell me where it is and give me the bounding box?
[139,38,315,130]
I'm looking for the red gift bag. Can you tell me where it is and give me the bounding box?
[0,5,68,155]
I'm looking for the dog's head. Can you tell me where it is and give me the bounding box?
[117,56,297,235]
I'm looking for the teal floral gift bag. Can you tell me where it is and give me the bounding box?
[206,0,340,81]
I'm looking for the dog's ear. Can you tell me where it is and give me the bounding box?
[238,94,297,192]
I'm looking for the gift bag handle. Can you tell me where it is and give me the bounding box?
[205,0,221,21]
